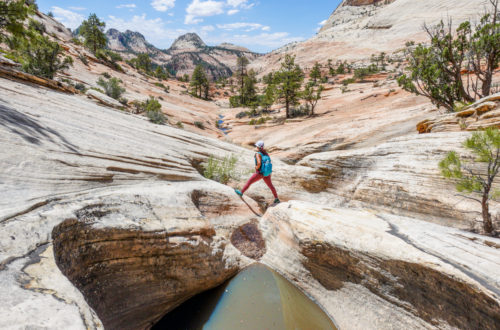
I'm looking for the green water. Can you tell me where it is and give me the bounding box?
[154,264,337,330]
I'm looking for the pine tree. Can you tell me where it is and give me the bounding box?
[0,0,30,42]
[79,13,107,54]
[274,55,304,119]
[439,127,500,234]
[310,62,322,84]
[260,83,275,111]
[190,64,209,99]
[302,82,324,116]
[236,56,249,92]
[19,32,73,79]
[135,53,152,73]
[240,69,257,106]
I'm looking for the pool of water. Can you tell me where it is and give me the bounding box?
[217,115,229,135]
[153,264,337,330]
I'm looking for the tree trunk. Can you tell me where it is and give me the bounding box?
[482,193,494,234]
[482,69,493,98]
[285,99,290,118]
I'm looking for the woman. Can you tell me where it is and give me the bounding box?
[235,140,280,204]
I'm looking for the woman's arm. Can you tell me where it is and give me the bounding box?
[255,153,262,172]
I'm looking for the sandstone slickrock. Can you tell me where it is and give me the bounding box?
[0,76,301,329]
[298,131,500,231]
[260,201,500,329]
[417,93,500,133]
[86,89,124,109]
[252,0,490,73]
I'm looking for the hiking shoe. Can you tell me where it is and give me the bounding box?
[234,189,243,197]
[273,198,281,204]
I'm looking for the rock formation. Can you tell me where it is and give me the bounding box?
[261,201,500,329]
[106,30,261,80]
[251,0,491,73]
[2,2,500,329]
[417,93,500,133]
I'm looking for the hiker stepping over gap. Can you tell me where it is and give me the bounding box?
[235,141,280,204]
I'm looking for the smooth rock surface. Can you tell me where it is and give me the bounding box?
[298,131,500,231]
[261,201,500,329]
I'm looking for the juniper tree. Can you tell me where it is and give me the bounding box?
[398,0,500,112]
[439,128,500,234]
[79,13,107,54]
[274,55,304,118]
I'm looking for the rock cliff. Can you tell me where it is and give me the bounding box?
[106,30,261,80]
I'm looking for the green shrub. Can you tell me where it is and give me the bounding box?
[97,77,125,100]
[236,111,247,119]
[229,95,241,108]
[176,121,184,128]
[147,110,166,124]
[78,54,88,65]
[289,106,310,118]
[101,72,111,79]
[140,97,165,124]
[203,154,239,184]
[249,119,256,125]
[90,87,105,94]
[194,121,205,129]
[71,38,83,46]
[119,97,128,106]
[354,64,379,80]
[74,83,86,92]
[342,78,356,86]
[96,49,123,71]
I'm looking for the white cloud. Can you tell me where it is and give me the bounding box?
[203,32,303,51]
[227,0,253,9]
[227,0,246,6]
[116,4,137,9]
[216,22,270,32]
[319,19,327,26]
[202,25,215,32]
[68,7,86,11]
[185,0,225,24]
[151,0,176,12]
[51,7,85,30]
[227,9,239,15]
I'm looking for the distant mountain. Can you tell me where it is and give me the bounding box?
[105,30,261,80]
[169,33,206,51]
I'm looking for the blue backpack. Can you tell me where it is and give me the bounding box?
[257,152,273,177]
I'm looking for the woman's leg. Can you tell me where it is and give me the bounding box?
[262,175,278,199]
[241,172,263,194]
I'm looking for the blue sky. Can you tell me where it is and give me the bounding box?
[36,0,342,53]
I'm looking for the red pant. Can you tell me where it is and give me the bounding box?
[241,172,278,199]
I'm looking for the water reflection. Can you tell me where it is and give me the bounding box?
[153,264,336,330]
